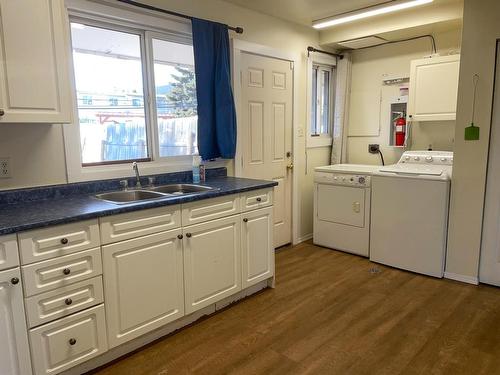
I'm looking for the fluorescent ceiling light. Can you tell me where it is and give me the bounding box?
[313,0,434,29]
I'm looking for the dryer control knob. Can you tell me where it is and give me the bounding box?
[358,177,366,184]
[414,156,420,161]
[405,156,411,160]
[426,156,433,162]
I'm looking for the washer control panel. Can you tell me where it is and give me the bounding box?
[314,172,371,187]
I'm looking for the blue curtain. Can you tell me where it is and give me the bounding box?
[192,18,237,160]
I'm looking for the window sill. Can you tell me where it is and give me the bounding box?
[307,136,333,149]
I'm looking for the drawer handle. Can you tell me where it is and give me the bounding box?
[177,234,183,240]
[186,233,192,238]
[11,277,19,285]
[256,197,262,202]
[63,268,71,275]
[69,338,77,346]
[243,218,248,223]
[60,238,69,245]
[65,298,73,306]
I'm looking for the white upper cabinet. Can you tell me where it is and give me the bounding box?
[407,54,460,122]
[0,0,72,123]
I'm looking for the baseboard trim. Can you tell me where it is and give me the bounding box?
[444,272,479,285]
[297,233,313,244]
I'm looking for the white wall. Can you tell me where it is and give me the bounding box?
[345,29,462,165]
[446,0,500,280]
[0,0,330,240]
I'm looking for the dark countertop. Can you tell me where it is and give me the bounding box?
[0,177,277,235]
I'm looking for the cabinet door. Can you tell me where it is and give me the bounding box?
[102,229,185,348]
[0,0,72,123]
[183,215,241,314]
[0,268,33,375]
[408,55,460,122]
[241,207,274,289]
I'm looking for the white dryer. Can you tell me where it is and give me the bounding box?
[370,151,453,277]
[313,164,379,257]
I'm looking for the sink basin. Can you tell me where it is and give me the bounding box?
[95,190,167,204]
[148,184,217,195]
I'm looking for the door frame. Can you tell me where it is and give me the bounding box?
[232,39,300,245]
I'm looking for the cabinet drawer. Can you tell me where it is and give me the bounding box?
[29,304,107,375]
[240,189,273,212]
[100,205,181,245]
[22,248,102,297]
[0,234,19,271]
[25,276,104,328]
[19,220,100,265]
[182,194,240,226]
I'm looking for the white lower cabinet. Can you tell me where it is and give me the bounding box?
[183,215,242,314]
[0,268,33,375]
[29,304,107,375]
[241,207,274,288]
[102,229,185,348]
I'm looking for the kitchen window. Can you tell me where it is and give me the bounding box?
[308,61,336,148]
[65,1,198,173]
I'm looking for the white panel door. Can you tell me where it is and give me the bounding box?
[0,0,72,123]
[102,229,185,348]
[0,268,33,375]
[183,215,241,314]
[240,52,293,247]
[241,207,274,288]
[480,42,500,286]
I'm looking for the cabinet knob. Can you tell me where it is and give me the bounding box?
[0,109,4,116]
[63,268,71,275]
[69,338,77,346]
[256,197,262,202]
[177,234,183,240]
[11,277,19,285]
[60,238,69,245]
[243,218,248,223]
[65,298,73,306]
[186,233,192,238]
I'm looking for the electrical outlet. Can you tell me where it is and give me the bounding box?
[0,157,11,178]
[368,144,380,154]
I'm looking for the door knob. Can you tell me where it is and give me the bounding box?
[286,163,294,170]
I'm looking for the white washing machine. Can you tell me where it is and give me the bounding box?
[370,151,453,278]
[313,164,379,257]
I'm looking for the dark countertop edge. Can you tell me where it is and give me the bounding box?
[0,180,278,236]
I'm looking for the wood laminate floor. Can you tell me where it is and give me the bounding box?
[91,242,500,375]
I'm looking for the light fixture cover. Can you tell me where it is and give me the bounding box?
[313,0,434,29]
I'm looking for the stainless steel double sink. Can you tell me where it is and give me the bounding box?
[95,184,217,204]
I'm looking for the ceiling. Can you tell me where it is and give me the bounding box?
[223,0,461,28]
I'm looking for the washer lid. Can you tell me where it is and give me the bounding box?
[379,164,443,176]
[376,164,452,180]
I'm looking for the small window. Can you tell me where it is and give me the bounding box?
[310,64,334,138]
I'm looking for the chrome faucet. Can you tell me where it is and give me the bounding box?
[132,162,142,188]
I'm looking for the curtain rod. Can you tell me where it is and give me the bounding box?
[307,46,344,60]
[116,0,244,34]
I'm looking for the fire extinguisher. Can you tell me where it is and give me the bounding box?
[395,116,406,146]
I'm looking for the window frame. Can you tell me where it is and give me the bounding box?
[63,0,223,182]
[306,53,337,149]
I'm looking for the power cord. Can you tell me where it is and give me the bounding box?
[378,150,385,166]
